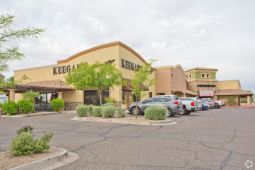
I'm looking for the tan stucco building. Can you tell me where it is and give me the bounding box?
[7,41,253,108]
[155,65,196,97]
[185,67,253,105]
[13,41,156,109]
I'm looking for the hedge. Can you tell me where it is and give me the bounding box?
[144,105,167,120]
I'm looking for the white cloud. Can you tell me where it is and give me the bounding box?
[0,0,254,91]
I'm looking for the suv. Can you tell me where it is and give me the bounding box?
[128,96,182,117]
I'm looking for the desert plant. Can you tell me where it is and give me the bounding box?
[76,105,89,117]
[16,125,34,135]
[17,99,34,114]
[50,98,64,112]
[92,106,102,117]
[2,101,17,115]
[115,107,125,118]
[10,131,53,156]
[101,105,115,118]
[144,106,167,120]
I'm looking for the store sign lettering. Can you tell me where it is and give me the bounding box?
[53,64,79,75]
[121,59,141,71]
[53,59,116,75]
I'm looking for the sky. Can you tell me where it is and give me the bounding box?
[0,0,254,91]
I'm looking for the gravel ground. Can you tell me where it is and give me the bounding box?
[0,148,58,170]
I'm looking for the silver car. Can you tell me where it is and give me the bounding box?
[128,96,183,117]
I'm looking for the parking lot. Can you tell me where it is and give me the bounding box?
[0,108,255,170]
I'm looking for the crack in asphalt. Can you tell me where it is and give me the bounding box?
[219,150,233,170]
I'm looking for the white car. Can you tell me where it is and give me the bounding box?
[215,100,225,106]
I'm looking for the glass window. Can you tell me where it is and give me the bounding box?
[201,74,205,78]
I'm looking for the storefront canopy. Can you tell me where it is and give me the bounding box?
[13,80,74,93]
[215,89,253,96]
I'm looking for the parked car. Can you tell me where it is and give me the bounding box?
[179,97,197,115]
[201,100,209,110]
[128,96,182,117]
[197,99,203,111]
[201,98,215,109]
[157,95,184,115]
[215,100,225,106]
[214,102,221,109]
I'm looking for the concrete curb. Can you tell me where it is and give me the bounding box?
[1,112,63,118]
[9,147,78,170]
[71,116,177,126]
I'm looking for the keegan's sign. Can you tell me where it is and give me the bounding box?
[53,64,79,75]
[53,59,116,75]
[121,59,141,71]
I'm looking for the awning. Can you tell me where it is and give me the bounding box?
[14,80,74,93]
[122,79,149,91]
[215,89,253,96]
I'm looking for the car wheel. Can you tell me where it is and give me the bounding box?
[182,106,187,115]
[168,108,175,117]
[131,106,140,115]
[185,111,191,115]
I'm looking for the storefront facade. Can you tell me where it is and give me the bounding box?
[185,68,253,105]
[10,42,252,108]
[14,41,156,109]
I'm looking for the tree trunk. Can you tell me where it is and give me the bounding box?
[98,90,103,106]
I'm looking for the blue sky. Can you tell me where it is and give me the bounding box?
[0,0,254,92]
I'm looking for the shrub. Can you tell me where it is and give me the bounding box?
[10,128,53,156]
[2,101,17,115]
[115,108,125,118]
[101,105,115,118]
[10,132,35,156]
[92,106,102,117]
[17,125,34,135]
[88,105,94,116]
[17,100,34,114]
[76,105,89,117]
[50,98,64,112]
[103,102,115,107]
[144,106,167,120]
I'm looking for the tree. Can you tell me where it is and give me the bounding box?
[0,14,44,73]
[131,60,155,117]
[131,61,155,102]
[66,62,123,105]
[23,90,40,104]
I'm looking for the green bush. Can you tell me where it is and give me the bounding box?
[17,100,34,114]
[115,108,125,118]
[10,132,35,156]
[2,101,17,115]
[92,106,102,117]
[10,128,53,156]
[17,125,34,135]
[50,98,64,112]
[101,105,115,118]
[103,102,115,107]
[144,106,167,120]
[88,105,94,115]
[76,105,89,117]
